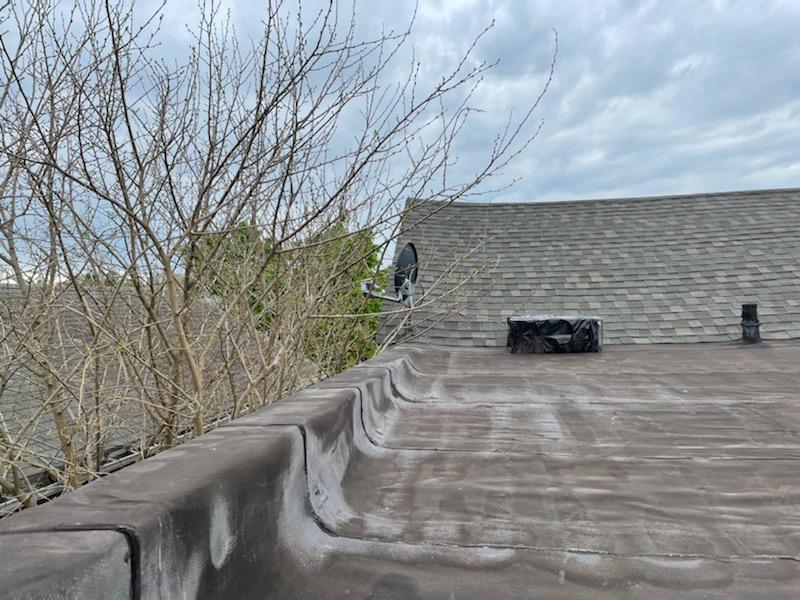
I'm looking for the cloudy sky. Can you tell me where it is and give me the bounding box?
[153,0,800,202]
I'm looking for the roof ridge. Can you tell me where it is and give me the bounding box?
[410,186,800,209]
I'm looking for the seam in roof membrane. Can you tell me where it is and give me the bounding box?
[2,525,141,599]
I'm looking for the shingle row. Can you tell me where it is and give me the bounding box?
[385,188,800,346]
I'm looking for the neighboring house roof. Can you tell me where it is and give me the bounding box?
[385,187,800,346]
[0,282,316,513]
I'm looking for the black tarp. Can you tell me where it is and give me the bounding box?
[507,316,602,353]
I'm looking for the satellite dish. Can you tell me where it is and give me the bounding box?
[360,242,419,307]
[394,243,418,294]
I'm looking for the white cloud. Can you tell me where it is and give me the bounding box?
[670,54,714,77]
[154,0,800,202]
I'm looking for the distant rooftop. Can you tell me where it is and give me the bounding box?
[386,187,800,346]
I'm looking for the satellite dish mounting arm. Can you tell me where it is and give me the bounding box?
[360,278,415,307]
[361,243,418,308]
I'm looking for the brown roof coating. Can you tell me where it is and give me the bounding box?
[4,339,799,597]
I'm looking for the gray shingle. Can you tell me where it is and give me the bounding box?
[382,188,800,346]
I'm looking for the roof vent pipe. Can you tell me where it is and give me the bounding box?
[741,303,760,343]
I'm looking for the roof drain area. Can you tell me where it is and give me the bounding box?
[507,315,602,353]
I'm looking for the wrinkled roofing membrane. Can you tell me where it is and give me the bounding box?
[311,341,800,597]
[7,340,800,597]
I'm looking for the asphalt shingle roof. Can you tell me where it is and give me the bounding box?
[385,188,800,346]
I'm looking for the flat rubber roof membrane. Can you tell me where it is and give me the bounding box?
[2,341,799,598]
[304,341,800,598]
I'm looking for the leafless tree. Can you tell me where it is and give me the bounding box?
[0,0,554,514]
